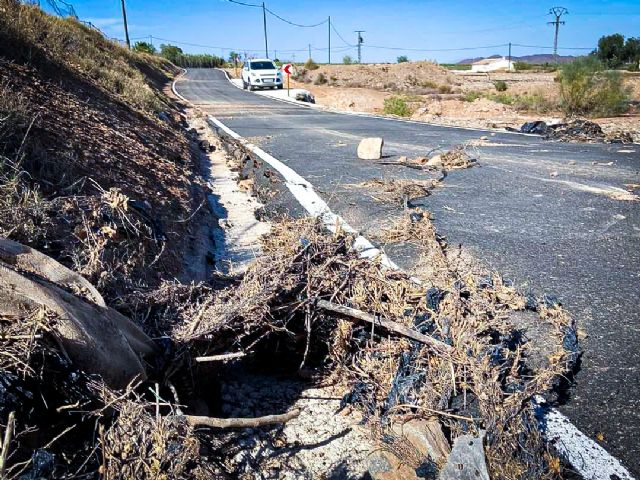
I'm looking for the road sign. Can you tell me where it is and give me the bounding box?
[283,63,293,75]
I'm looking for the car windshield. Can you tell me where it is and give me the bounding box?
[251,61,276,70]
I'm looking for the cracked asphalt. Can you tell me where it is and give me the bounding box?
[176,68,640,475]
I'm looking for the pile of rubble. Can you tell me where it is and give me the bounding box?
[509,119,634,143]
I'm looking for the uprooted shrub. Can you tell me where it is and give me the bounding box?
[175,215,578,479]
[558,56,631,117]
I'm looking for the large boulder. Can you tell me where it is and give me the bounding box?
[358,137,384,160]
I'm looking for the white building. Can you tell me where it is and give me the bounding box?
[471,57,514,73]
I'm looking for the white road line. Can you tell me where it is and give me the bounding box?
[172,73,637,480]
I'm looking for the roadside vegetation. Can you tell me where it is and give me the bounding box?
[159,44,225,68]
[0,0,173,112]
[558,57,631,116]
[383,95,413,116]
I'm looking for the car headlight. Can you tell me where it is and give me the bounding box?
[250,72,257,77]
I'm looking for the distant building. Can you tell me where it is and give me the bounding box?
[471,57,514,73]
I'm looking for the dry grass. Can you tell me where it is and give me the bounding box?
[0,0,174,112]
[346,178,439,205]
[176,214,576,478]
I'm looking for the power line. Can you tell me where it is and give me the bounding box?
[511,43,592,51]
[331,22,354,47]
[226,0,261,8]
[265,7,328,28]
[363,43,510,52]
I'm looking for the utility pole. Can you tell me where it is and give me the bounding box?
[328,16,331,64]
[355,30,365,64]
[547,7,568,63]
[120,0,130,49]
[308,44,312,60]
[508,42,512,70]
[262,2,269,58]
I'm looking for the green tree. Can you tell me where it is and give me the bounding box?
[343,55,353,65]
[228,51,241,64]
[159,44,184,62]
[397,55,409,63]
[132,41,156,54]
[623,37,640,65]
[596,34,625,68]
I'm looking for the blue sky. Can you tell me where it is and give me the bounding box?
[52,0,640,63]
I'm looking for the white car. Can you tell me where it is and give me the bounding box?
[241,58,283,91]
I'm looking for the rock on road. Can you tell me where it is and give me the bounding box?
[175,68,640,476]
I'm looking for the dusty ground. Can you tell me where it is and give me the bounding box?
[236,63,640,140]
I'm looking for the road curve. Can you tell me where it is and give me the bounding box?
[175,68,640,476]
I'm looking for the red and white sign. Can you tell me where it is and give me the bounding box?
[282,63,294,75]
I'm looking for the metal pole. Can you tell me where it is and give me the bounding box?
[120,0,130,49]
[308,44,311,60]
[328,16,331,64]
[262,2,268,58]
[508,42,512,70]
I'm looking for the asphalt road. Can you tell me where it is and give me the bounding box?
[176,68,640,475]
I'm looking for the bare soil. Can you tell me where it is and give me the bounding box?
[286,63,640,141]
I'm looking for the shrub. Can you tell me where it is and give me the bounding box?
[133,41,156,54]
[493,80,508,92]
[438,84,452,94]
[513,93,555,113]
[487,92,516,105]
[397,55,409,63]
[383,96,412,117]
[343,55,353,65]
[514,61,532,71]
[558,57,630,116]
[462,91,482,102]
[420,80,438,89]
[304,58,319,70]
[314,73,327,85]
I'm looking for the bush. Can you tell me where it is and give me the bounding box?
[514,61,532,71]
[133,41,156,54]
[343,55,353,65]
[304,58,319,70]
[558,57,630,116]
[383,96,412,117]
[314,73,327,85]
[493,80,508,92]
[438,84,452,94]
[397,55,409,63]
[462,91,482,102]
[513,93,555,113]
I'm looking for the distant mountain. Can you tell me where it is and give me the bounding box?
[457,53,579,64]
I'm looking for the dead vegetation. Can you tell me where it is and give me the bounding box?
[163,213,577,479]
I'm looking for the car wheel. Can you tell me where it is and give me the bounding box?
[277,84,284,90]
[242,80,247,89]
[249,84,255,91]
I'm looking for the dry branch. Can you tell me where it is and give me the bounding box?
[315,299,452,352]
[0,411,16,478]
[180,409,300,429]
[194,351,246,363]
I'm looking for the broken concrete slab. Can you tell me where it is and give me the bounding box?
[358,137,384,160]
[439,433,489,480]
